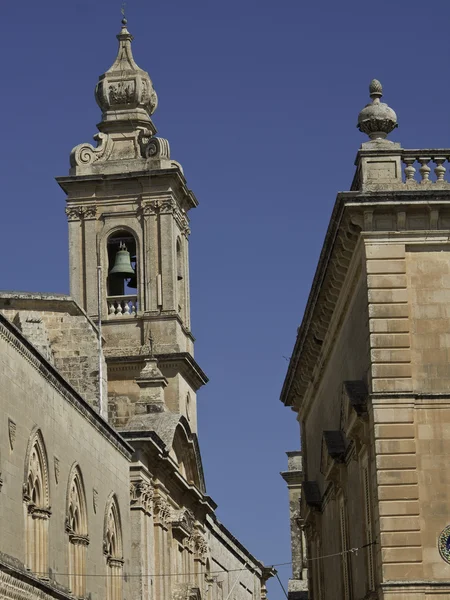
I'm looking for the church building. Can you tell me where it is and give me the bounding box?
[281,79,450,599]
[0,20,271,600]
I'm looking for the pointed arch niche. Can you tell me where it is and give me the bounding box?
[104,494,124,600]
[23,428,51,577]
[106,229,139,317]
[66,464,89,598]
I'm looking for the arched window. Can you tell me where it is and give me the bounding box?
[107,230,138,317]
[104,494,123,600]
[23,428,50,576]
[176,237,185,321]
[66,464,89,598]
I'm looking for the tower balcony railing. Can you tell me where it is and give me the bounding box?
[401,150,450,185]
[107,295,138,317]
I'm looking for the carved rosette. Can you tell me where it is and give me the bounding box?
[130,481,154,514]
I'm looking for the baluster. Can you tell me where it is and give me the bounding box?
[418,157,431,183]
[434,157,446,182]
[109,301,115,316]
[116,301,123,316]
[124,301,131,315]
[403,157,416,181]
[131,302,136,315]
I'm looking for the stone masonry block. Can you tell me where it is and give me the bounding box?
[373,406,414,426]
[382,563,423,582]
[365,244,405,260]
[372,378,412,393]
[377,469,418,485]
[366,259,406,274]
[367,274,407,289]
[371,349,411,363]
[380,516,420,532]
[381,547,422,563]
[369,303,410,318]
[370,333,410,348]
[378,500,420,516]
[370,318,410,333]
[376,454,416,470]
[374,424,415,439]
[372,364,412,378]
[368,288,409,303]
[380,531,422,547]
[375,439,416,454]
[378,484,419,501]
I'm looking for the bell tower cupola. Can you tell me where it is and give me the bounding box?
[57,20,207,432]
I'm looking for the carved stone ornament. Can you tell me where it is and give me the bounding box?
[130,480,154,514]
[171,508,195,536]
[138,132,171,160]
[172,583,201,600]
[54,456,60,484]
[93,488,98,514]
[439,525,450,563]
[153,493,172,524]
[357,79,398,140]
[65,205,97,222]
[70,132,113,167]
[192,530,208,559]
[8,418,16,451]
[94,21,158,119]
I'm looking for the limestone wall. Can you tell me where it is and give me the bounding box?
[0,314,131,600]
[206,517,262,600]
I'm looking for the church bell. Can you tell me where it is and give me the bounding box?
[110,242,135,277]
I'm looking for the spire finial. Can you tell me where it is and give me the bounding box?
[121,1,127,25]
[357,79,398,141]
[369,79,383,101]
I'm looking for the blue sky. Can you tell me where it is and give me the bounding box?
[2,0,450,596]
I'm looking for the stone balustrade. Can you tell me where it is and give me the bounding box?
[402,150,450,184]
[107,295,138,317]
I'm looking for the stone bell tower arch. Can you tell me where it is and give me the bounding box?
[57,19,207,430]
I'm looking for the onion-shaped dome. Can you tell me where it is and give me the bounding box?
[357,79,397,140]
[95,19,158,131]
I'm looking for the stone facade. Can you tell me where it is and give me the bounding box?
[0,19,270,600]
[281,80,450,599]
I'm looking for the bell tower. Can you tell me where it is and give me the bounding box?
[57,19,207,431]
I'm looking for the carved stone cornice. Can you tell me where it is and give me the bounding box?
[130,480,154,514]
[281,187,450,412]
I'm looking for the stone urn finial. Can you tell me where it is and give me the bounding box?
[357,79,398,140]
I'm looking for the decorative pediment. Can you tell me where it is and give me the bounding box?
[171,508,195,539]
[340,380,368,440]
[319,430,347,483]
